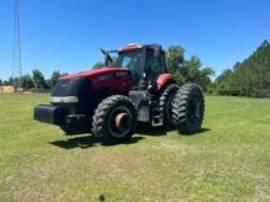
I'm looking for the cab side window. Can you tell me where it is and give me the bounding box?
[146,50,162,82]
[160,52,166,73]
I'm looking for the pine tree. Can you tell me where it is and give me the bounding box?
[215,40,270,97]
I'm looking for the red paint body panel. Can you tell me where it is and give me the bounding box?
[60,67,125,80]
[60,67,133,93]
[156,73,175,91]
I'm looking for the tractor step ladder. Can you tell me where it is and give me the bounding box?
[151,101,163,127]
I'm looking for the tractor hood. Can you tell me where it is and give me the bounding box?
[60,67,129,80]
[51,67,132,99]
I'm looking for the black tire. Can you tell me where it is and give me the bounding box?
[172,83,205,134]
[159,84,179,130]
[92,95,137,145]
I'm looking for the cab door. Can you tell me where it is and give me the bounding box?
[145,49,166,84]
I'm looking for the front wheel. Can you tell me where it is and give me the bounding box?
[172,83,205,134]
[92,95,137,145]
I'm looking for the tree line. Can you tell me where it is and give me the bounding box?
[0,70,67,90]
[212,40,270,97]
[6,40,269,96]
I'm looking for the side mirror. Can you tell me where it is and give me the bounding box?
[100,48,113,66]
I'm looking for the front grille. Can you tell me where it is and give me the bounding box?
[50,77,92,115]
[51,79,75,97]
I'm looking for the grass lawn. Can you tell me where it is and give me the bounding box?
[0,93,270,201]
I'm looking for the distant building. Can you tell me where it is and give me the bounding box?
[0,85,15,93]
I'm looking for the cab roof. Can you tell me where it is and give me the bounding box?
[118,43,163,52]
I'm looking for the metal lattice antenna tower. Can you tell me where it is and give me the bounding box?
[12,0,22,88]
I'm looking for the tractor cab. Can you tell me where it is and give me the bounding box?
[102,44,167,89]
[100,44,173,125]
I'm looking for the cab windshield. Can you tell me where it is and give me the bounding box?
[115,50,144,86]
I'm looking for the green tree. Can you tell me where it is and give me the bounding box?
[167,45,185,73]
[167,45,215,90]
[3,80,9,85]
[167,45,186,84]
[215,39,270,97]
[48,71,61,88]
[32,69,49,89]
[20,75,34,89]
[7,77,20,88]
[8,77,14,85]
[215,69,232,83]
[93,62,105,69]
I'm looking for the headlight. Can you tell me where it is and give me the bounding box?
[50,96,79,103]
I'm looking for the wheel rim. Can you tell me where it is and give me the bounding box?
[108,106,133,138]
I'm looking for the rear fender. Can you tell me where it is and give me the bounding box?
[155,73,176,92]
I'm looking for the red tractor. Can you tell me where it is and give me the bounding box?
[34,44,204,144]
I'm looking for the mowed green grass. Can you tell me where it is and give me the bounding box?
[0,94,270,202]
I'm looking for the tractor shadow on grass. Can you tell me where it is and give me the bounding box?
[135,123,167,136]
[136,123,210,136]
[50,126,210,149]
[174,128,211,136]
[50,134,145,149]
[196,128,211,134]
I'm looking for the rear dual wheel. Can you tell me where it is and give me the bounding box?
[92,95,137,145]
[172,83,205,134]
